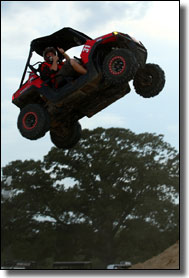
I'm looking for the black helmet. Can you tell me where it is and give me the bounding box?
[43,47,57,62]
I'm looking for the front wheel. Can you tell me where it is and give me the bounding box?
[102,49,138,85]
[133,63,165,98]
[17,104,50,140]
[50,122,82,149]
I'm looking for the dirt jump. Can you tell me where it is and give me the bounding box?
[130,241,179,269]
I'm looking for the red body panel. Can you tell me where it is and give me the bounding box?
[80,40,96,64]
[80,32,116,64]
[12,73,43,101]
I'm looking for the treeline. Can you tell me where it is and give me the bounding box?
[1,128,179,269]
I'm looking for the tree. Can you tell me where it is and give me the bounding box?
[1,159,57,264]
[43,128,179,265]
[1,128,179,268]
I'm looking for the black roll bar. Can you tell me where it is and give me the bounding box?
[19,48,33,88]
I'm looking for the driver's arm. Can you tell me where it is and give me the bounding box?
[57,47,70,62]
[63,52,70,62]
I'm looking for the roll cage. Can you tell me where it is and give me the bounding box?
[19,27,93,89]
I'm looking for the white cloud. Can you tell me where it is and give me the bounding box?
[81,112,126,130]
[100,1,179,42]
[1,1,74,59]
[1,1,178,61]
[71,1,152,33]
[1,1,179,167]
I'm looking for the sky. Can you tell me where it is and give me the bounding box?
[1,1,179,168]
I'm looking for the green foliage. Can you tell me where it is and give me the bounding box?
[1,128,179,269]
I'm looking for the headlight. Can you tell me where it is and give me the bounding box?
[113,31,119,35]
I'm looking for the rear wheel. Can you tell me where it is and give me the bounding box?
[17,104,50,140]
[133,63,165,98]
[50,122,82,149]
[102,49,138,85]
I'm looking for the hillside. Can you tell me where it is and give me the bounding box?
[130,241,179,269]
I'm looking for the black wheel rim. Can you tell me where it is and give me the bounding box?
[109,56,126,75]
[23,112,38,130]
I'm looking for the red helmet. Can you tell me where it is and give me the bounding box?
[43,47,57,63]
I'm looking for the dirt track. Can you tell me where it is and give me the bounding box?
[130,241,179,269]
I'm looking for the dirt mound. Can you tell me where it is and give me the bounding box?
[130,241,179,269]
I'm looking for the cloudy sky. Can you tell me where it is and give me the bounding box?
[1,1,179,167]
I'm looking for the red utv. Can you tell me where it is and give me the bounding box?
[12,27,165,149]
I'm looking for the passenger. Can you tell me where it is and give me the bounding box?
[39,47,87,88]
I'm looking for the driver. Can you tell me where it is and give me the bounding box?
[39,47,87,88]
